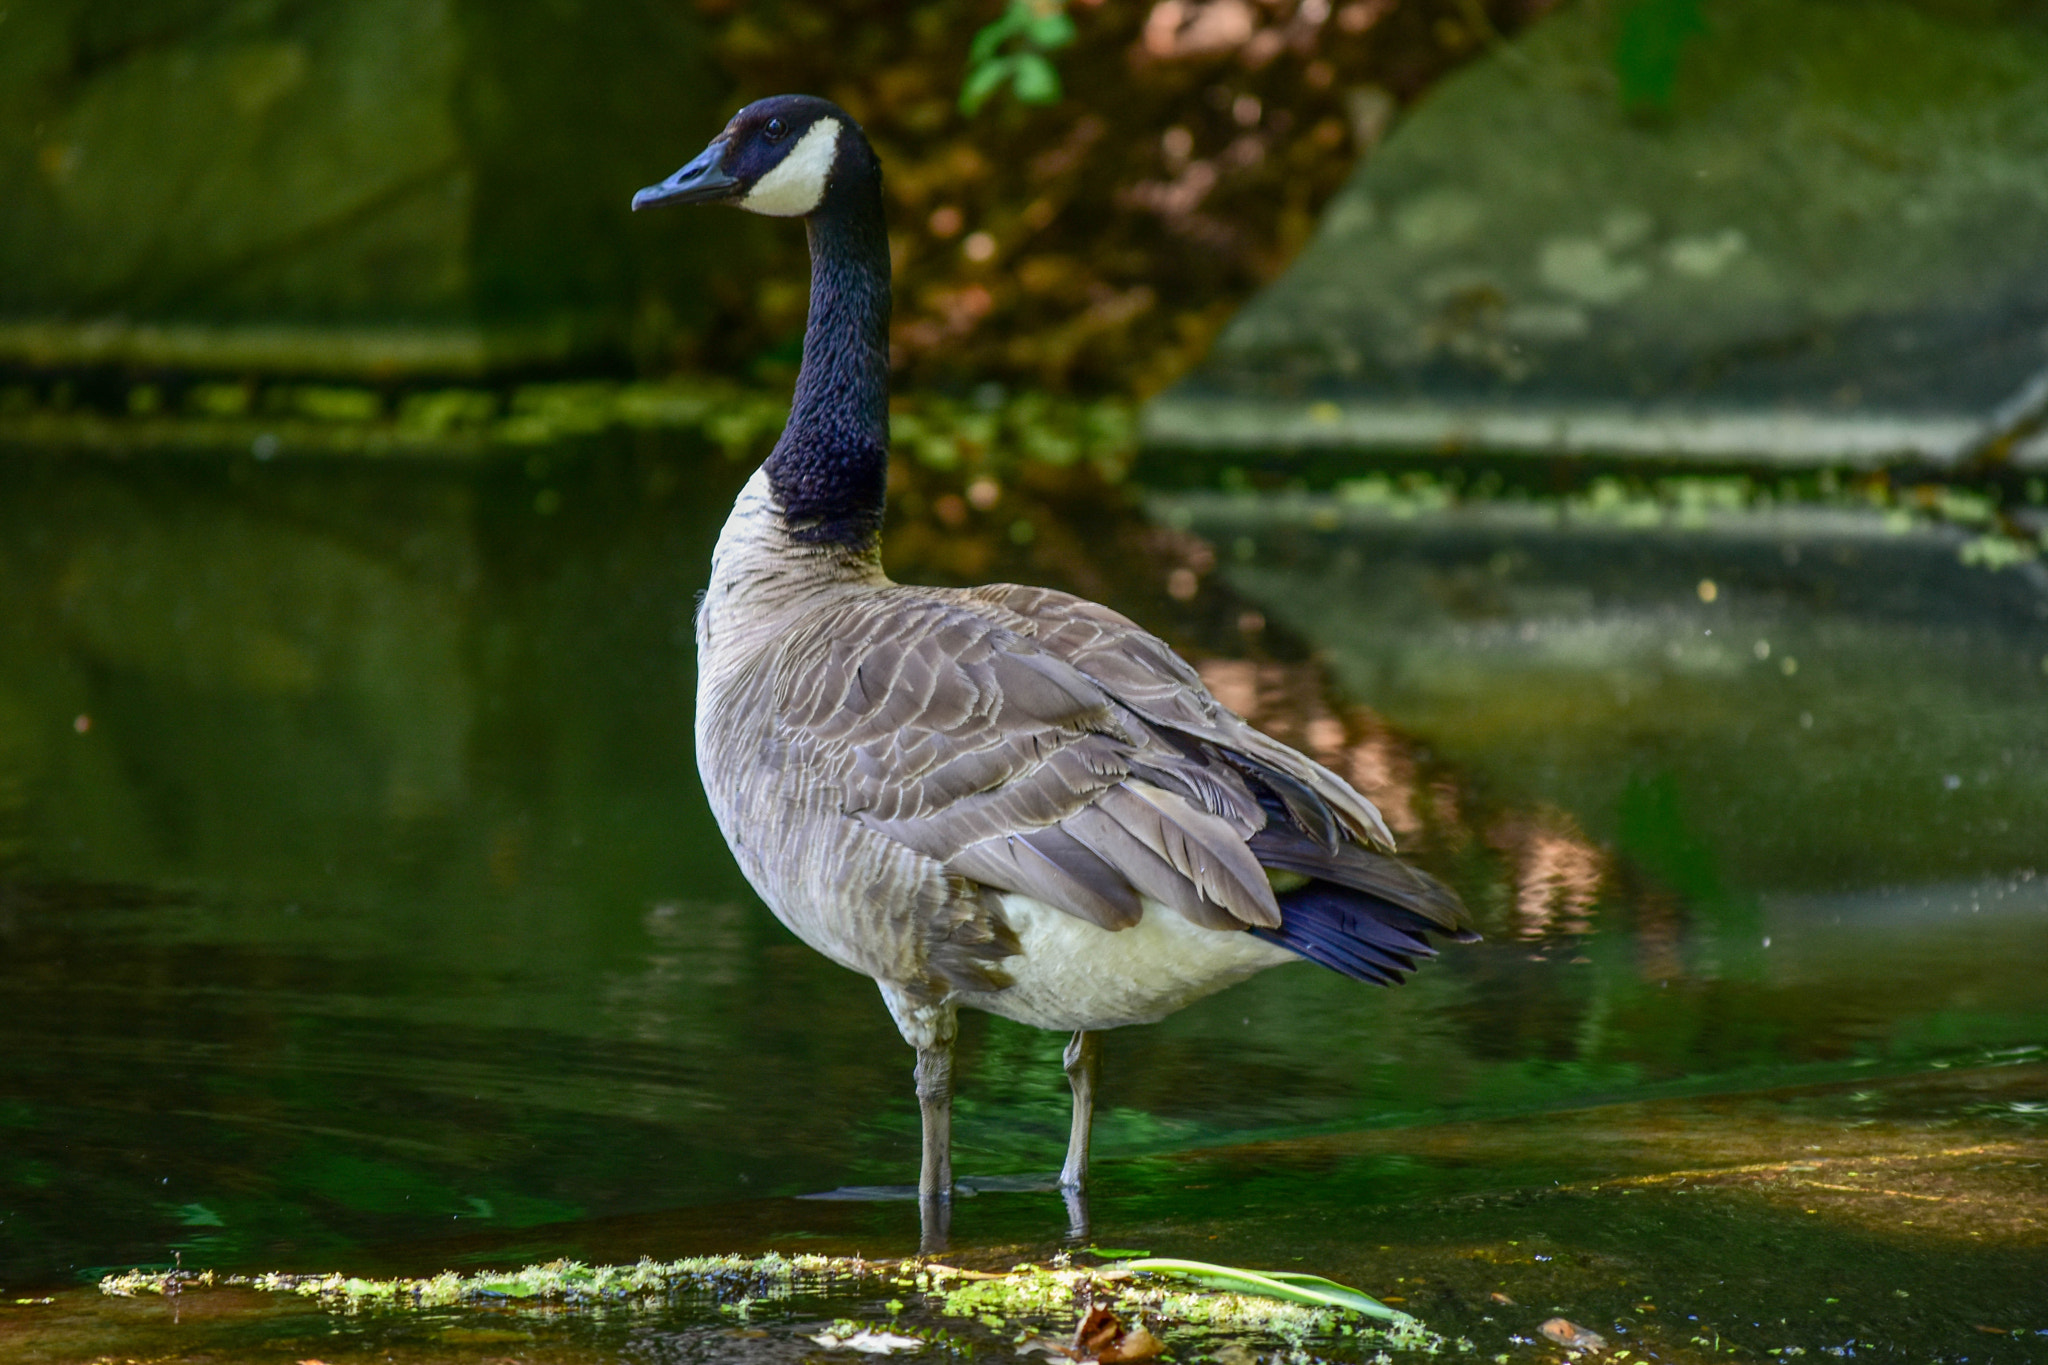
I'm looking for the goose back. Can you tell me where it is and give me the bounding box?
[695,496,1471,1023]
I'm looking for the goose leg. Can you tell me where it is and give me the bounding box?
[1058,1029,1099,1193]
[915,1040,954,1251]
[880,987,958,1251]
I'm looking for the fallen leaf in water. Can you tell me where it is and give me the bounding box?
[1074,1306,1120,1358]
[812,1327,929,1354]
[1106,1324,1163,1362]
[1073,1306,1165,1362]
[1490,1292,1516,1305]
[1540,1318,1609,1353]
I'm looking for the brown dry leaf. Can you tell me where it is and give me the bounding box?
[1074,1305,1120,1358]
[1072,1306,1165,1363]
[1539,1318,1609,1353]
[1104,1325,1164,1362]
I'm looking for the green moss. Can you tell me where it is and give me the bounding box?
[101,1252,1468,1357]
[103,1252,870,1309]
[0,378,1137,483]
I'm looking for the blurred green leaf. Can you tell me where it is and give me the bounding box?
[968,5,1023,66]
[1011,53,1062,105]
[963,0,1073,116]
[1613,0,1707,114]
[961,58,1018,115]
[1024,9,1076,49]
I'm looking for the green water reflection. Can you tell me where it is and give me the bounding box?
[0,443,2044,1303]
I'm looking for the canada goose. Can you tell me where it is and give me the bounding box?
[635,95,1475,1239]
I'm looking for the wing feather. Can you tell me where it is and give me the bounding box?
[948,830,1144,930]
[763,583,1468,986]
[1109,783,1278,929]
[968,584,1394,850]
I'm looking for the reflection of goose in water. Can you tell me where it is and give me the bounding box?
[634,95,1476,1240]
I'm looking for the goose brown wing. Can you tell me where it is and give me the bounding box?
[966,584,1397,852]
[769,591,1283,935]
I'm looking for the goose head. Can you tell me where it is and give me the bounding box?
[633,94,871,219]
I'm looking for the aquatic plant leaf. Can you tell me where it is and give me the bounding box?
[1119,1260,1399,1320]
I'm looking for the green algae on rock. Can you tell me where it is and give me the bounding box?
[0,1,728,374]
[101,1253,886,1309]
[100,1253,1467,1357]
[0,376,1136,481]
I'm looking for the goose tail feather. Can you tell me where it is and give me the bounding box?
[1248,823,1473,934]
[1252,881,1473,986]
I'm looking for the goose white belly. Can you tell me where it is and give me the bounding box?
[965,895,1298,1032]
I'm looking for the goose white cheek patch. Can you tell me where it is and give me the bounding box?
[741,119,840,217]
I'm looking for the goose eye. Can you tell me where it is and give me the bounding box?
[764,117,788,142]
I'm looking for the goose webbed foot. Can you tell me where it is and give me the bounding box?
[1058,1029,1099,1193]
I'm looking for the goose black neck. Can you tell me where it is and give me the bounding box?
[765,171,892,549]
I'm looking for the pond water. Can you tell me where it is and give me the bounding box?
[1,436,2044,1362]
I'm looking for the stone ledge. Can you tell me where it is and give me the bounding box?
[1141,393,2048,470]
[0,319,590,378]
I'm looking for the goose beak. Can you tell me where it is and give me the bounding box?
[633,142,739,210]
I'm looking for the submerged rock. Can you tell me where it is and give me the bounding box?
[0,0,730,374]
[1148,0,2048,468]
